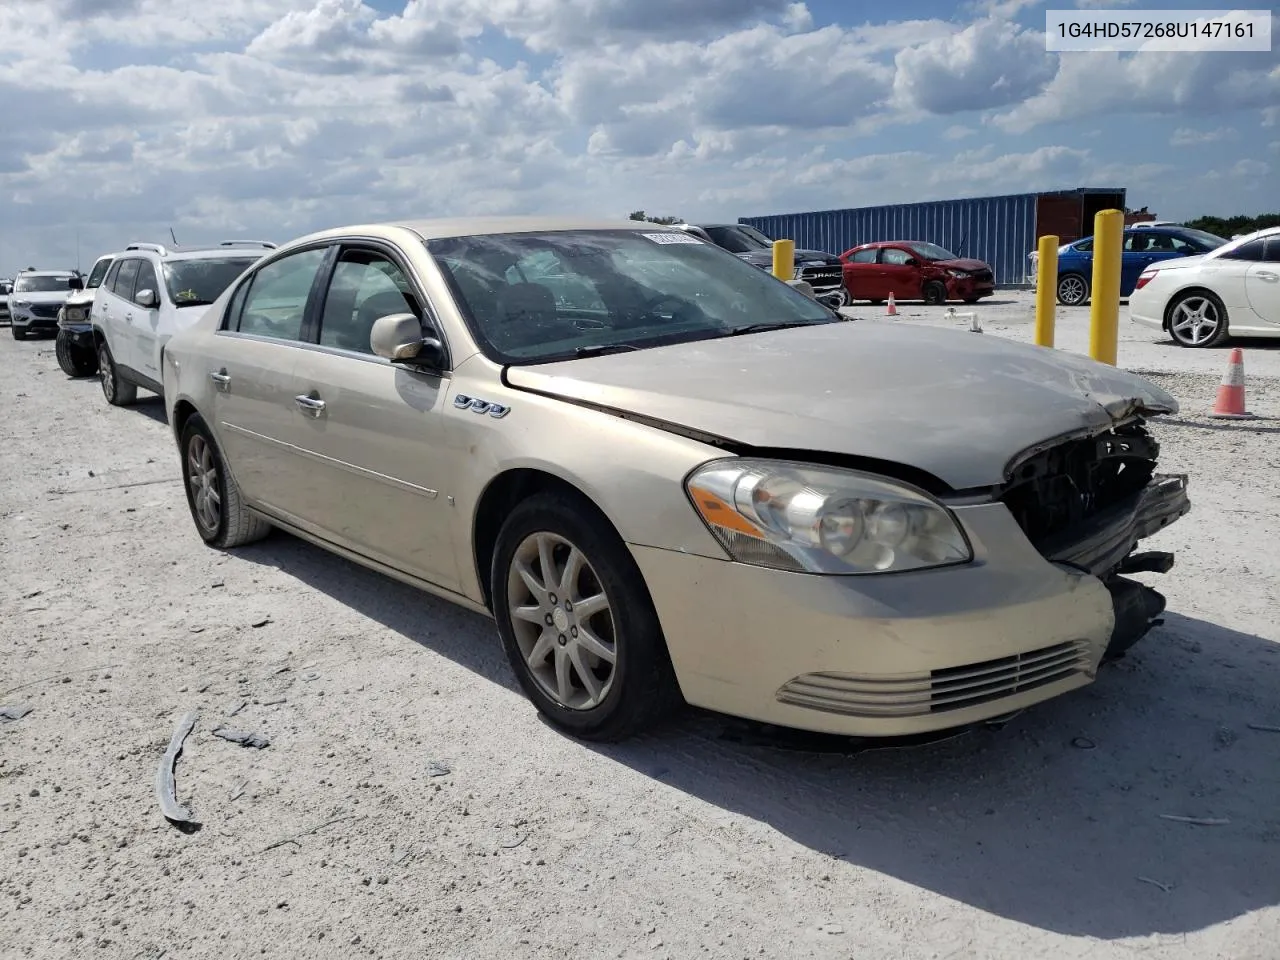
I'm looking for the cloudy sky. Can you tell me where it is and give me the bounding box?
[1,0,1276,275]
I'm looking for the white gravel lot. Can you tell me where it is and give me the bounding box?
[2,292,1278,960]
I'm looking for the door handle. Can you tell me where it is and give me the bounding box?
[210,370,231,392]
[294,394,327,417]
[1257,271,1278,282]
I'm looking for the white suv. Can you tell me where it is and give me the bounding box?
[93,241,274,405]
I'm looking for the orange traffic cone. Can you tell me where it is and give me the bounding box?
[886,293,898,316]
[1209,348,1254,419]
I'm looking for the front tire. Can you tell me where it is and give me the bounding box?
[11,324,26,340]
[1168,291,1230,348]
[1057,273,1089,306]
[56,330,98,377]
[179,414,271,548]
[923,281,947,306]
[97,340,137,406]
[491,492,681,741]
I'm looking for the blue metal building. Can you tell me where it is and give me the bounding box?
[739,187,1126,286]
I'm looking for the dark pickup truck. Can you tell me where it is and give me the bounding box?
[675,222,847,310]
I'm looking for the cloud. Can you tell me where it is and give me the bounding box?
[893,19,1058,114]
[996,48,1280,131]
[1230,159,1270,177]
[1169,127,1236,147]
[944,125,975,140]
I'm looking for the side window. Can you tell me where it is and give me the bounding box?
[318,249,421,354]
[1264,238,1280,263]
[223,280,251,331]
[1222,240,1266,262]
[880,248,913,266]
[103,260,123,293]
[237,247,327,341]
[113,259,141,300]
[850,249,878,264]
[86,258,112,289]
[1074,238,1094,253]
[133,260,160,305]
[1124,233,1149,252]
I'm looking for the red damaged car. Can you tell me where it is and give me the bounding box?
[839,241,995,305]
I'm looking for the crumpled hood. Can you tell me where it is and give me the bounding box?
[935,258,990,272]
[505,321,1178,490]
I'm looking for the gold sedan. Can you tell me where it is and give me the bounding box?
[163,217,1190,741]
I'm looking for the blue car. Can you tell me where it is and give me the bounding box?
[1029,224,1228,306]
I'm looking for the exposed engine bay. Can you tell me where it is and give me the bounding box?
[997,419,1190,660]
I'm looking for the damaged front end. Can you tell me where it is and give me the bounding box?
[997,419,1190,660]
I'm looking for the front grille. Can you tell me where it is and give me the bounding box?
[1000,422,1158,550]
[970,269,993,284]
[28,303,61,318]
[777,641,1092,718]
[799,265,842,290]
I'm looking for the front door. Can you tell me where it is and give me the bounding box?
[284,244,460,590]
[877,247,921,300]
[130,258,163,383]
[842,247,879,300]
[209,246,331,515]
[1245,237,1280,327]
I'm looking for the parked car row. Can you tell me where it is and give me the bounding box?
[7,215,1194,743]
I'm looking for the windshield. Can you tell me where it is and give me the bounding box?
[909,242,959,261]
[428,230,836,364]
[163,257,258,306]
[13,275,72,293]
[1178,228,1228,249]
[703,225,774,253]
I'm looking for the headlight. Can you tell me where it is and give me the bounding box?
[947,269,969,279]
[13,299,30,308]
[685,459,971,575]
[63,306,88,321]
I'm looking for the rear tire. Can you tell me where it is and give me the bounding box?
[1057,273,1089,307]
[923,282,947,306]
[56,330,98,377]
[1167,291,1230,348]
[97,340,138,406]
[491,491,682,741]
[179,413,271,548]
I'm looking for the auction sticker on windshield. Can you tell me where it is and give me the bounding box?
[642,233,703,244]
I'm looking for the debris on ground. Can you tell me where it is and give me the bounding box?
[156,711,200,828]
[229,780,249,802]
[1247,723,1280,733]
[211,727,270,749]
[1138,876,1174,892]
[301,672,320,682]
[225,701,247,717]
[0,705,34,723]
[1071,736,1097,750]
[251,618,272,628]
[260,813,357,854]
[425,760,452,778]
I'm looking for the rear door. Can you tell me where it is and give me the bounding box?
[878,247,922,300]
[283,243,460,589]
[208,245,332,515]
[841,247,879,300]
[1121,232,1159,294]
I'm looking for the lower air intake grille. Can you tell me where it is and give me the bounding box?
[776,641,1092,718]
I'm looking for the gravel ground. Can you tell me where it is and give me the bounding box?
[2,294,1278,960]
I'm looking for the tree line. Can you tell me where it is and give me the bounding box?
[1183,213,1280,237]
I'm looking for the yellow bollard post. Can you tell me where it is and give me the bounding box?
[1034,234,1058,348]
[1088,209,1124,365]
[772,239,795,282]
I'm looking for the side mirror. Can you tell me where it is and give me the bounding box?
[370,313,445,368]
[136,288,159,309]
[904,257,919,267]
[68,276,84,291]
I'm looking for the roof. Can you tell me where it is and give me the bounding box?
[284,216,656,248]
[15,269,75,277]
[114,240,277,260]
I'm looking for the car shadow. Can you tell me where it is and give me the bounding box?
[129,396,169,426]
[236,533,1279,940]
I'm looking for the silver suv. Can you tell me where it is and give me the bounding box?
[10,269,77,340]
[93,241,273,405]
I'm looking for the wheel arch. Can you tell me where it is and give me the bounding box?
[472,468,620,611]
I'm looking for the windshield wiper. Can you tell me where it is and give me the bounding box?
[175,298,214,307]
[571,343,641,358]
[721,320,826,338]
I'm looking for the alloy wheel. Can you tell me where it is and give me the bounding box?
[186,434,222,536]
[1170,297,1221,346]
[1058,275,1087,305]
[506,532,617,710]
[98,345,114,401]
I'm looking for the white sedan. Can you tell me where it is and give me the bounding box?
[1130,226,1280,347]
